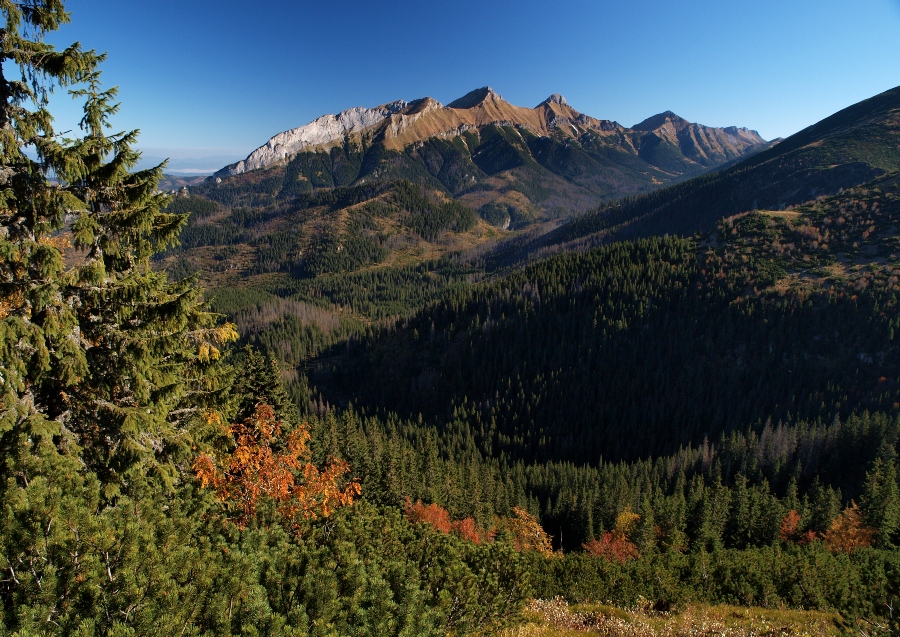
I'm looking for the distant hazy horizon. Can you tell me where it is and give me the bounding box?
[135,148,248,175]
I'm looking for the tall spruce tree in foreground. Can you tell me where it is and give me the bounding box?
[0,3,237,631]
[0,0,235,492]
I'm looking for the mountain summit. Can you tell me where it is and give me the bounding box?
[540,93,568,107]
[632,110,689,131]
[447,86,504,109]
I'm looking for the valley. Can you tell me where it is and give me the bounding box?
[156,83,900,627]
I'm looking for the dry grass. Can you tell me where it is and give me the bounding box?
[494,598,845,637]
[757,210,803,220]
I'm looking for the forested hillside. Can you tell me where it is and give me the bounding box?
[293,171,900,543]
[318,173,900,463]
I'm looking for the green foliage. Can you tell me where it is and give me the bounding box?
[471,125,533,175]
[391,180,476,240]
[635,131,699,174]
[357,145,445,189]
[523,544,900,625]
[163,194,219,220]
[302,402,899,552]
[527,132,611,180]
[1,444,528,636]
[299,234,388,276]
[0,2,234,491]
[249,230,305,275]
[322,232,900,466]
[479,202,512,227]
[862,458,900,547]
[164,176,482,294]
[405,136,486,194]
[269,257,480,320]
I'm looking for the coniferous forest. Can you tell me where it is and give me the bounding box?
[4,3,900,636]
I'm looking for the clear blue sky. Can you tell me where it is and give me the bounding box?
[44,0,900,173]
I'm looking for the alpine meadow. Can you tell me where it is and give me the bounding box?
[4,2,900,636]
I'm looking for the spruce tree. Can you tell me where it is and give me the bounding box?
[230,345,297,424]
[635,494,657,555]
[0,4,237,629]
[0,1,235,492]
[861,458,900,547]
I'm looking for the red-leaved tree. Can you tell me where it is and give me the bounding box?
[451,517,483,544]
[583,510,640,564]
[403,499,487,543]
[583,532,639,564]
[404,498,452,534]
[779,509,802,542]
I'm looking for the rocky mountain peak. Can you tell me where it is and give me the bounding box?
[632,110,689,131]
[404,97,444,115]
[722,125,767,145]
[447,86,504,109]
[541,93,568,107]
[215,88,769,181]
[216,100,408,177]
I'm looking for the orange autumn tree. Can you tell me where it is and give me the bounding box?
[194,404,360,532]
[403,498,486,543]
[583,509,640,564]
[404,499,452,533]
[822,501,877,554]
[507,507,554,556]
[779,510,802,542]
[451,516,484,544]
[778,510,817,544]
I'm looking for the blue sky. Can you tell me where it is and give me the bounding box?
[43,0,900,173]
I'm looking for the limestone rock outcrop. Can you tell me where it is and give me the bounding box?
[219,100,408,176]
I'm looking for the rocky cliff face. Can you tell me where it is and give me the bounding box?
[220,100,409,176]
[631,110,767,168]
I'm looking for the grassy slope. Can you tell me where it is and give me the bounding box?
[502,599,845,637]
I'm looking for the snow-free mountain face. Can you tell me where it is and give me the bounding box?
[215,88,769,198]
[222,100,410,176]
[630,110,767,170]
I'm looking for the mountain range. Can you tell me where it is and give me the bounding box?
[166,85,900,303]
[534,84,900,255]
[209,87,770,220]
